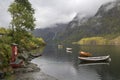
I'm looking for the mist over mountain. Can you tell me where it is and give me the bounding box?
[33,0,120,43]
[33,23,68,42]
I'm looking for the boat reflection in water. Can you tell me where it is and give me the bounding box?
[79,61,110,66]
[66,48,72,53]
[77,62,110,80]
[31,44,120,80]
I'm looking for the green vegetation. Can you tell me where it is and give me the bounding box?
[0,27,9,34]
[110,36,120,45]
[0,43,11,68]
[19,34,46,51]
[77,36,120,45]
[8,0,35,45]
[54,1,120,44]
[7,0,46,51]
[0,0,45,73]
[0,27,45,68]
[8,0,35,31]
[78,37,108,45]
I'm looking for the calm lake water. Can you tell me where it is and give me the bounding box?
[32,43,120,80]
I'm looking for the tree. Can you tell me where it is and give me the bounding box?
[8,0,35,44]
[8,0,35,32]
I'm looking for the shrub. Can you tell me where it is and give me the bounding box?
[78,37,108,45]
[0,43,11,68]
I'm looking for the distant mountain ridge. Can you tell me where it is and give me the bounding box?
[33,23,68,42]
[58,0,120,43]
[33,0,120,43]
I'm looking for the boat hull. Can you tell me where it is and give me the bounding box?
[78,55,110,62]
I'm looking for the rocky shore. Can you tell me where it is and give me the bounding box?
[14,51,58,80]
[13,62,40,73]
[2,51,58,80]
[13,62,58,80]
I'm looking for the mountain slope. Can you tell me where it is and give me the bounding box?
[59,1,120,43]
[33,23,67,42]
[33,1,120,44]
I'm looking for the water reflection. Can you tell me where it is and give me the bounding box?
[78,66,101,80]
[32,44,120,80]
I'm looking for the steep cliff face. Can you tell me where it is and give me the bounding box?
[94,1,120,34]
[69,13,91,29]
[61,13,93,42]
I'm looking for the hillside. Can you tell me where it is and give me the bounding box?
[33,0,120,44]
[58,1,120,43]
[33,23,68,42]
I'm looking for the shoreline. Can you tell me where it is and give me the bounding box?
[14,62,58,80]
[1,51,58,80]
[14,51,58,80]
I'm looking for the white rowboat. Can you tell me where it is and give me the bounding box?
[78,55,110,62]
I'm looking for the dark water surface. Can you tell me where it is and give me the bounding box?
[32,44,120,80]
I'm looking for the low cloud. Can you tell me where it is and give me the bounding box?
[0,0,115,28]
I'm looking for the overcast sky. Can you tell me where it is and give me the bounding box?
[0,0,115,28]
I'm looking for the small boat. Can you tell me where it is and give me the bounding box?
[66,50,72,53]
[58,45,63,49]
[78,55,110,62]
[79,51,92,57]
[66,48,72,51]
